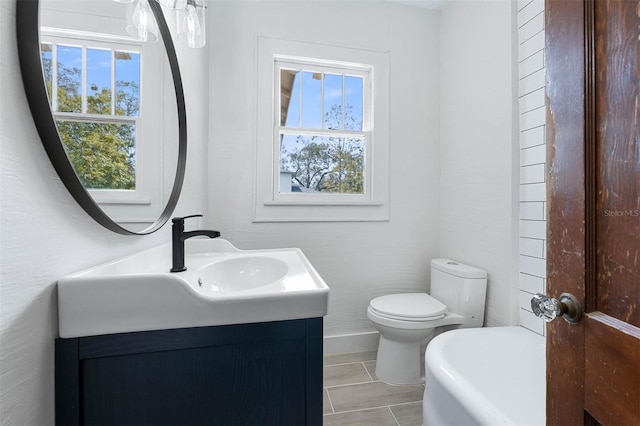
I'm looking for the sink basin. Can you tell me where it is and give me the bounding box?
[197,257,288,292]
[57,239,330,338]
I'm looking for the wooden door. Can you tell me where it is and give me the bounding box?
[546,0,640,425]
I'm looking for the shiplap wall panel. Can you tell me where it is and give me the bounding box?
[518,0,546,335]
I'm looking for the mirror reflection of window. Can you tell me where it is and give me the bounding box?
[115,50,140,117]
[31,0,182,232]
[56,45,82,113]
[41,38,141,191]
[41,42,53,99]
[86,48,111,115]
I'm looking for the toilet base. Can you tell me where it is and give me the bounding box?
[374,331,434,385]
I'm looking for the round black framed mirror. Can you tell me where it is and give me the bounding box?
[16,0,187,235]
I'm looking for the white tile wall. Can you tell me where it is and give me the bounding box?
[520,164,545,184]
[519,12,544,42]
[519,88,545,112]
[520,202,545,220]
[520,220,546,239]
[517,0,544,26]
[518,0,546,335]
[520,237,544,257]
[519,68,545,96]
[520,144,545,166]
[521,126,545,149]
[520,182,545,202]
[520,106,545,130]
[519,51,544,79]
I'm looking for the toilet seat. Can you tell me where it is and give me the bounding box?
[369,293,448,322]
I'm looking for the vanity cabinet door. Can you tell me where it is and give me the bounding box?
[56,318,323,426]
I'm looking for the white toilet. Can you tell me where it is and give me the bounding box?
[367,259,487,385]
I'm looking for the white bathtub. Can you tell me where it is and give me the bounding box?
[423,326,545,426]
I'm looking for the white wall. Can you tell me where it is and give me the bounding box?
[438,0,520,327]
[0,2,208,423]
[517,0,547,335]
[206,1,442,339]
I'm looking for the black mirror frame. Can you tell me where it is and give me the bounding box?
[16,0,187,235]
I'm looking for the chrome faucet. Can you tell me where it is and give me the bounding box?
[170,214,220,272]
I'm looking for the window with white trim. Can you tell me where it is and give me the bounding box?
[39,24,170,229]
[256,37,389,222]
[276,58,370,199]
[41,34,142,192]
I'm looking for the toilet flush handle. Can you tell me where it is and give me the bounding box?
[530,293,582,324]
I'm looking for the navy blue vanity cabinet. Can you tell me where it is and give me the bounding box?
[55,318,323,425]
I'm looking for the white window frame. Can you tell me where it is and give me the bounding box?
[40,24,171,230]
[274,58,372,203]
[256,36,390,222]
[41,29,150,204]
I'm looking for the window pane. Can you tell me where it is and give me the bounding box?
[323,73,342,130]
[279,132,364,194]
[301,71,321,128]
[56,45,82,113]
[56,120,136,190]
[344,76,363,131]
[41,43,53,102]
[115,51,140,117]
[280,69,299,127]
[326,136,364,194]
[86,48,112,115]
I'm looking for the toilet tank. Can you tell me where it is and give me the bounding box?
[430,259,487,327]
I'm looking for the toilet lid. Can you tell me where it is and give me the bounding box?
[369,293,448,320]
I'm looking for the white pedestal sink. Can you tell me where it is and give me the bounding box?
[57,239,330,338]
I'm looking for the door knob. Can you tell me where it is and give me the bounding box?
[530,293,582,324]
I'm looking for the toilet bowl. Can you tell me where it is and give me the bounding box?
[367,259,487,385]
[367,293,448,385]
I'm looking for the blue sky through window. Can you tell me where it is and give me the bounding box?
[57,45,82,112]
[302,71,321,128]
[115,51,141,117]
[52,43,140,115]
[284,70,363,130]
[87,48,111,114]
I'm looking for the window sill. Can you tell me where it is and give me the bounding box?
[263,199,383,207]
[254,200,389,223]
[90,193,152,206]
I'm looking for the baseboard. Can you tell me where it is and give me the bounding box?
[323,331,380,354]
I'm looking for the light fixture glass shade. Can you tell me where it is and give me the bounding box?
[176,0,206,48]
[125,0,159,43]
[156,0,187,9]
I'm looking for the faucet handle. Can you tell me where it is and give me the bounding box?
[172,214,203,224]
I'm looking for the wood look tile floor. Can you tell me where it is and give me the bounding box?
[323,352,424,426]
